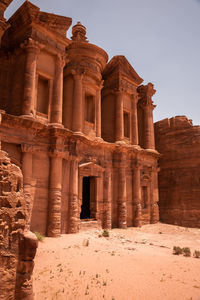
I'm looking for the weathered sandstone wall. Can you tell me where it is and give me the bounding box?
[155,116,200,228]
[0,150,38,300]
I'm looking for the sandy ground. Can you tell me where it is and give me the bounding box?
[33,223,200,300]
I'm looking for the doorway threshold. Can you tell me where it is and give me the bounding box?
[79,219,101,231]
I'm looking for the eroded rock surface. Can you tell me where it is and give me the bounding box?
[155,116,200,227]
[0,150,38,300]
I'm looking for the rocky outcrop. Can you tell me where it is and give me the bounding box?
[155,116,200,228]
[0,150,38,300]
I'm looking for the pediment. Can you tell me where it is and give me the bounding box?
[103,55,143,86]
[79,162,105,176]
[8,1,72,38]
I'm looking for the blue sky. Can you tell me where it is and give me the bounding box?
[5,0,200,124]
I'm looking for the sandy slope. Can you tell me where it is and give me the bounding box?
[33,223,200,300]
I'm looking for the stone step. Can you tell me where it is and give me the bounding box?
[79,219,102,232]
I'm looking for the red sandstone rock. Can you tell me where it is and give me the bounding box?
[0,150,38,300]
[155,116,200,228]
[0,1,159,239]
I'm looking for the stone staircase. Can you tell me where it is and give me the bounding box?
[79,219,102,232]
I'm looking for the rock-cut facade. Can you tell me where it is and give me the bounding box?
[0,1,159,236]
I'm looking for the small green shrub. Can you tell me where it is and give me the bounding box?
[173,246,182,255]
[34,231,44,242]
[182,247,191,257]
[193,250,200,258]
[102,229,109,237]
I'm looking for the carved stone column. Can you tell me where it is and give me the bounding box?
[118,153,127,229]
[137,83,156,150]
[21,144,35,230]
[131,94,139,145]
[50,54,65,125]
[143,105,155,150]
[103,168,112,229]
[47,154,62,237]
[115,90,124,142]
[21,38,41,116]
[96,86,102,138]
[133,161,142,227]
[72,71,83,132]
[150,166,159,223]
[68,158,79,233]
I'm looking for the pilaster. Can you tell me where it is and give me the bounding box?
[103,167,112,229]
[150,166,160,223]
[47,152,63,237]
[21,144,36,230]
[68,157,79,233]
[50,54,66,126]
[118,152,127,229]
[133,161,142,227]
[21,38,41,117]
[72,70,84,133]
[96,82,103,138]
[115,90,124,142]
[131,94,139,145]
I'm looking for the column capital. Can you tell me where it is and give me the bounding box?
[133,160,142,169]
[131,93,139,104]
[151,165,160,172]
[71,68,84,80]
[21,144,34,153]
[49,149,69,159]
[140,102,156,111]
[137,82,156,110]
[20,38,43,55]
[56,53,66,68]
[96,80,104,92]
[103,160,112,170]
[114,89,125,96]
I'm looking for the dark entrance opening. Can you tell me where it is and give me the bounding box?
[80,177,91,219]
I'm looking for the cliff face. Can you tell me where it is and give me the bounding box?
[155,116,200,227]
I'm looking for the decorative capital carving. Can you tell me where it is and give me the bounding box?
[71,68,84,80]
[137,82,156,109]
[21,144,34,153]
[114,89,124,98]
[49,148,69,159]
[96,80,104,92]
[151,166,160,172]
[56,53,67,69]
[20,38,43,55]
[134,160,142,169]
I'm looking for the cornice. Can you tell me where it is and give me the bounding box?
[67,41,108,61]
[0,113,160,159]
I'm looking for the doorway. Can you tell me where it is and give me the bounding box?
[80,176,96,220]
